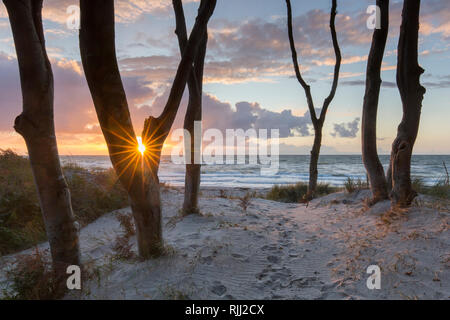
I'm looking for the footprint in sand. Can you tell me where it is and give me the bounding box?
[261,244,278,251]
[285,276,320,289]
[199,255,213,264]
[231,253,250,262]
[210,281,227,296]
[267,255,281,264]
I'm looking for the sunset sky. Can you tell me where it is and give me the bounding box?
[0,0,449,155]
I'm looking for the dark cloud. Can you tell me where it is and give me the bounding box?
[422,75,450,89]
[331,117,360,138]
[340,79,396,88]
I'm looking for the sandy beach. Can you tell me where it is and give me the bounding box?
[1,187,448,300]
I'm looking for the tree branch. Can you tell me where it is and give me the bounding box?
[150,0,216,137]
[286,0,317,122]
[319,0,342,123]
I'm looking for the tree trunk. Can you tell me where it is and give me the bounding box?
[173,0,208,215]
[307,124,323,199]
[4,0,80,272]
[390,0,425,207]
[362,0,389,204]
[80,0,216,258]
[182,106,202,215]
[79,0,160,258]
[286,0,341,200]
[182,35,207,216]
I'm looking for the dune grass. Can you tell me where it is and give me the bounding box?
[412,177,449,200]
[343,177,369,193]
[266,171,449,203]
[266,182,336,203]
[0,149,129,256]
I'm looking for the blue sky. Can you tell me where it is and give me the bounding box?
[0,0,449,155]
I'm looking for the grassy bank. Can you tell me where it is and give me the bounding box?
[0,150,128,256]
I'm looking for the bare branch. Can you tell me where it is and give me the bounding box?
[319,0,342,122]
[285,0,316,122]
[173,0,207,106]
[154,0,216,135]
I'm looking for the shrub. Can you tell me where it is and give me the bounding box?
[0,150,45,255]
[0,149,129,256]
[3,248,65,300]
[66,167,129,225]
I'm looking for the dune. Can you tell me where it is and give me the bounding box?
[0,187,448,300]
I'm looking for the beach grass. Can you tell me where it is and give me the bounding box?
[412,177,449,200]
[0,149,129,256]
[266,182,336,203]
[344,177,369,193]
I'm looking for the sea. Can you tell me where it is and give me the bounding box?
[60,155,450,189]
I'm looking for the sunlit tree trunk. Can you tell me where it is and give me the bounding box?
[286,0,341,200]
[362,0,389,204]
[173,0,208,215]
[4,0,80,272]
[390,0,425,207]
[79,0,216,258]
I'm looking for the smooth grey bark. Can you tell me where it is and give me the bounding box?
[286,0,341,200]
[389,0,426,207]
[4,0,80,271]
[362,0,389,204]
[173,0,208,215]
[79,0,216,258]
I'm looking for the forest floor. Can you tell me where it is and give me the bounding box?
[0,187,449,300]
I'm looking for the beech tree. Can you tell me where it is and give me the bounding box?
[79,0,216,258]
[172,0,208,215]
[362,0,389,204]
[286,0,342,200]
[3,0,80,271]
[389,0,426,207]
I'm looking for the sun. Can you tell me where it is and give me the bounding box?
[137,136,146,156]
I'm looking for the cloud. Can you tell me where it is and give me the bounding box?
[117,7,384,87]
[1,52,314,142]
[40,0,198,24]
[331,117,360,138]
[279,142,339,155]
[205,10,373,84]
[0,53,156,135]
[0,0,200,25]
[135,88,313,138]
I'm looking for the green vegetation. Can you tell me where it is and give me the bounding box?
[266,174,449,204]
[0,149,129,256]
[266,182,336,203]
[344,177,369,193]
[412,177,449,200]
